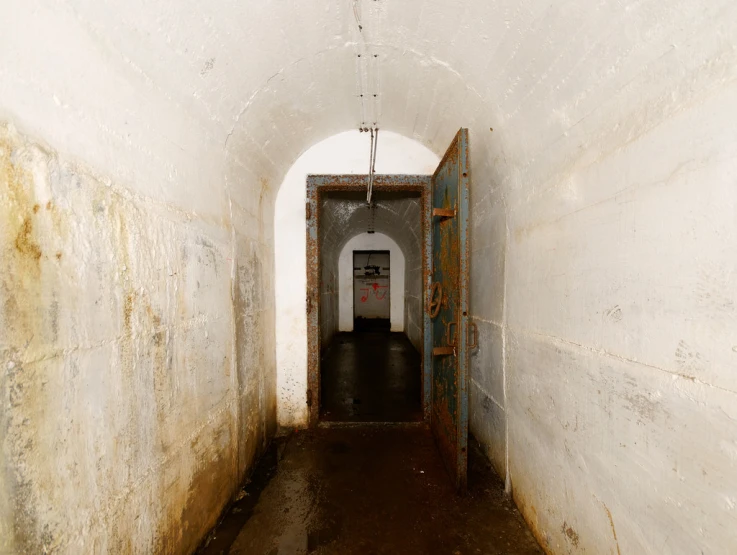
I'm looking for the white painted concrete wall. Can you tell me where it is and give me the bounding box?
[339,233,405,331]
[498,80,737,555]
[275,131,437,428]
[463,8,737,554]
[0,124,275,554]
[0,2,278,551]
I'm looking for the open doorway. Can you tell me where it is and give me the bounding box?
[353,250,390,332]
[315,189,424,423]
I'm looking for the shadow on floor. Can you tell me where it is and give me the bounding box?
[198,424,542,555]
[353,317,391,332]
[320,331,422,423]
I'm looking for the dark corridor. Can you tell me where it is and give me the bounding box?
[320,332,422,422]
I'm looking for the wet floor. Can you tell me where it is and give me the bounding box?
[320,332,422,422]
[198,424,542,555]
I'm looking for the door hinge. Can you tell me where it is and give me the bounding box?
[306,389,313,407]
[432,346,456,357]
[306,202,312,220]
[433,207,456,218]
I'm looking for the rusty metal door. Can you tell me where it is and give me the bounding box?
[429,128,472,492]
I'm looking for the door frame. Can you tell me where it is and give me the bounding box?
[306,174,432,427]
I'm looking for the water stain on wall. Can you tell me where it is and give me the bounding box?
[1,124,275,554]
[1,135,55,553]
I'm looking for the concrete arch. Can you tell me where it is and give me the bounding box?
[275,130,438,429]
[338,233,405,332]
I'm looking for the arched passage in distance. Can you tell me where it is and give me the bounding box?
[338,232,406,333]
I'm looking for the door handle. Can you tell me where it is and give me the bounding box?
[467,322,478,348]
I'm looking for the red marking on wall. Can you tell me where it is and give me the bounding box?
[360,283,388,302]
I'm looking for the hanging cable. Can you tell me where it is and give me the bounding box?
[371,127,379,201]
[371,127,379,176]
[367,202,376,234]
[367,127,375,203]
[356,0,381,205]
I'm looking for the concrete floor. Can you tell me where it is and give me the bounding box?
[199,332,541,554]
[320,332,422,422]
[199,425,542,555]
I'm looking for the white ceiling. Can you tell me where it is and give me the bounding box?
[1,0,733,218]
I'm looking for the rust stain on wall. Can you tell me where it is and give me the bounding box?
[512,487,555,554]
[15,217,42,261]
[123,292,135,331]
[154,431,238,555]
[3,139,42,269]
[599,500,622,555]
[1,135,51,553]
[2,124,273,555]
[562,521,580,547]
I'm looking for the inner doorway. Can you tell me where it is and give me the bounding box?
[317,192,424,423]
[353,250,390,331]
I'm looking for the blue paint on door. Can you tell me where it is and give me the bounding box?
[429,129,470,492]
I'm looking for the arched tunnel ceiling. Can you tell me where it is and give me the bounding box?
[320,194,422,269]
[4,0,728,215]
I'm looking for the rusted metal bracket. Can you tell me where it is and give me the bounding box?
[433,321,459,356]
[432,346,456,357]
[446,321,458,346]
[428,282,443,318]
[432,207,456,218]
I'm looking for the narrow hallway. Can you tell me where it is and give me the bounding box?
[200,425,541,555]
[320,332,422,422]
[2,1,736,553]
